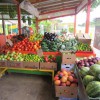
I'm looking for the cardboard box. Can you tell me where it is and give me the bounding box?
[7,61,23,68]
[55,86,78,98]
[0,61,7,67]
[62,53,76,64]
[77,34,91,45]
[40,62,57,70]
[61,64,75,71]
[23,62,39,69]
[58,97,78,100]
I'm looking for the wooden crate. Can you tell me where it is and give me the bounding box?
[40,62,57,70]
[23,62,39,69]
[55,86,78,98]
[7,61,23,68]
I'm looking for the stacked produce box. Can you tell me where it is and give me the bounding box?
[54,52,78,100]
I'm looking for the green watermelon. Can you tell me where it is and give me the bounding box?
[79,67,90,77]
[90,64,100,80]
[86,81,100,98]
[83,75,95,86]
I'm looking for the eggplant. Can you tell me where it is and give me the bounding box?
[93,59,98,63]
[85,62,90,67]
[89,62,94,66]
[88,58,92,62]
[95,57,100,61]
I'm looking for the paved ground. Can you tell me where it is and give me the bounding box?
[0,73,56,100]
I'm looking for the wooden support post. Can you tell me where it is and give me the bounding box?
[1,14,5,35]
[17,4,21,34]
[74,14,76,36]
[36,17,38,33]
[85,0,91,34]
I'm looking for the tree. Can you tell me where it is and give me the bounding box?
[39,20,52,32]
[84,0,100,12]
[91,0,100,10]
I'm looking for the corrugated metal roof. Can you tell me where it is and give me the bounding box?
[29,0,83,14]
[0,0,95,20]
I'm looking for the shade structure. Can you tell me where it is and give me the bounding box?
[27,0,95,20]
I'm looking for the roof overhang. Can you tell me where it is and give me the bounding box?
[27,0,95,20]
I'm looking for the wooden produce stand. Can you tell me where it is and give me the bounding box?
[0,67,7,78]
[7,67,54,82]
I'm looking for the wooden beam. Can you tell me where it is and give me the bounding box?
[30,0,48,4]
[12,0,19,4]
[17,4,21,34]
[39,3,79,14]
[40,7,76,15]
[74,9,77,36]
[38,13,75,22]
[85,0,91,33]
[36,17,38,33]
[36,0,80,8]
[1,14,5,35]
[38,2,80,11]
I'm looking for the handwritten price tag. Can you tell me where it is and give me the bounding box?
[37,49,43,57]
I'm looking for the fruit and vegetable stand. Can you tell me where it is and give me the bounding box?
[0,30,99,100]
[0,0,100,100]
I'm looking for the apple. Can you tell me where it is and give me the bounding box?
[54,76,59,81]
[61,76,67,83]
[61,82,66,86]
[55,80,61,86]
[66,81,71,86]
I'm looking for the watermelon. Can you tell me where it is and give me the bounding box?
[83,75,95,86]
[79,67,90,77]
[86,81,100,98]
[90,64,100,80]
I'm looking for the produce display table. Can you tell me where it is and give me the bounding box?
[0,67,54,82]
[11,51,95,57]
[76,51,96,57]
[43,51,96,57]
[0,67,7,78]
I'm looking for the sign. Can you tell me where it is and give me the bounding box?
[37,49,43,57]
[20,0,39,17]
[6,39,13,47]
[94,18,100,50]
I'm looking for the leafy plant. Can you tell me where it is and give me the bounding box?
[39,20,52,32]
[22,16,26,23]
[8,6,16,19]
[61,29,67,33]
[27,16,31,25]
[69,27,74,33]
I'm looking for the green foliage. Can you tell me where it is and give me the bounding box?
[69,27,74,33]
[61,29,67,33]
[27,16,31,25]
[39,20,52,32]
[92,0,100,9]
[8,6,16,19]
[22,16,26,23]
[31,18,37,33]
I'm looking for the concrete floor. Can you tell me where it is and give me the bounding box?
[0,73,56,100]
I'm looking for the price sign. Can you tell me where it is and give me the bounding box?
[6,39,13,47]
[37,49,43,57]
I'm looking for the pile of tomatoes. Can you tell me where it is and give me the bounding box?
[12,38,41,52]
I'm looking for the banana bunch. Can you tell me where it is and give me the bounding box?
[29,34,36,42]
[29,33,43,42]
